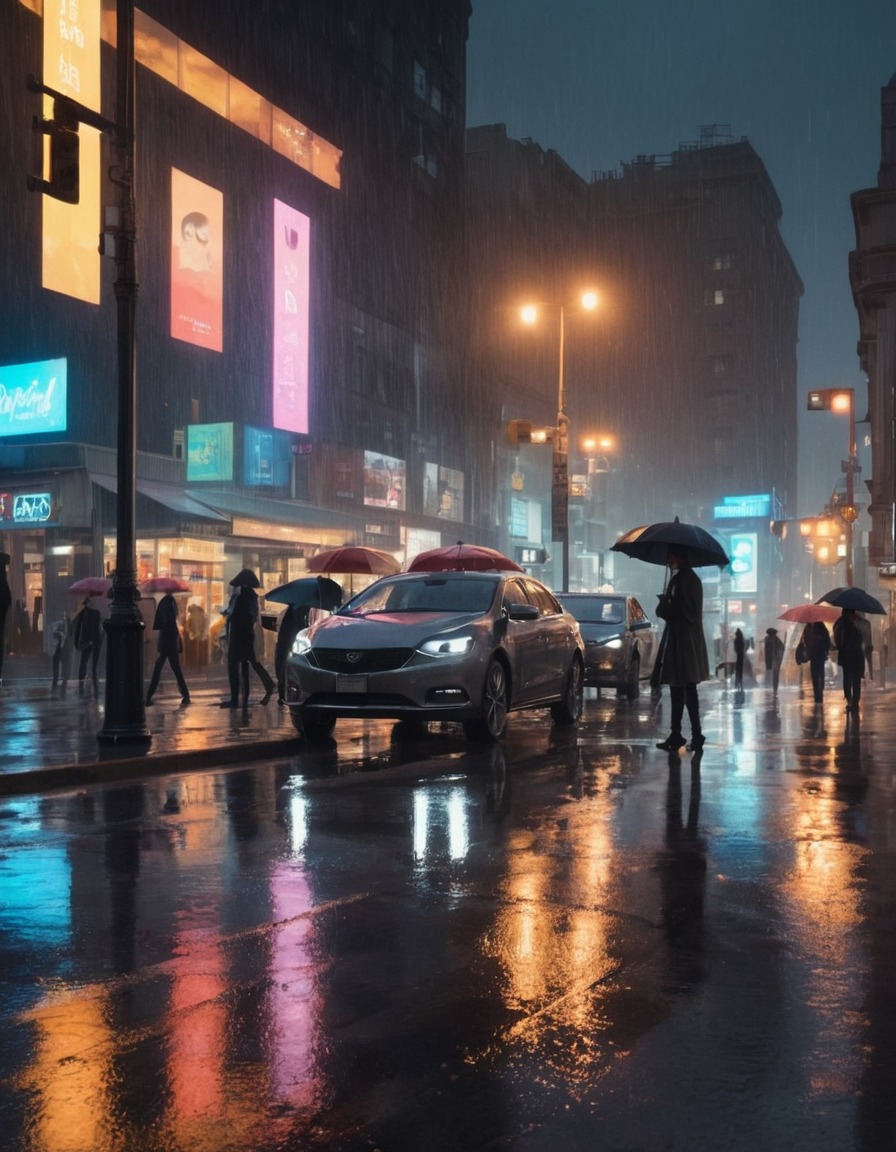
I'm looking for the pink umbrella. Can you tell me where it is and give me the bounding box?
[306,545,400,576]
[67,576,112,597]
[140,576,191,594]
[407,542,523,573]
[778,603,842,624]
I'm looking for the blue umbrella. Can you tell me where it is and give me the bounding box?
[264,576,343,611]
[817,586,885,614]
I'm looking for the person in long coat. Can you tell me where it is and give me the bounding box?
[654,547,710,752]
[274,604,309,706]
[832,607,865,712]
[801,620,831,704]
[223,584,275,707]
[145,593,190,705]
[764,627,785,697]
[72,596,103,697]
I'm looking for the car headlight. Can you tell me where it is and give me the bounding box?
[291,632,312,656]
[601,638,624,649]
[419,634,475,656]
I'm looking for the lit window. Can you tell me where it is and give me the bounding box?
[413,60,427,100]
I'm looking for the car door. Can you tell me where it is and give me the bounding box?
[500,577,543,704]
[522,578,574,698]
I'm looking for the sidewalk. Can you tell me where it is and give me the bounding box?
[0,659,302,796]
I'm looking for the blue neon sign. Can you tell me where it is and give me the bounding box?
[0,358,67,437]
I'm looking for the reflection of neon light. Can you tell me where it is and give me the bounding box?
[448,789,468,860]
[413,791,429,861]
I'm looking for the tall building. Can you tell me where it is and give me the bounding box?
[850,73,896,578]
[465,123,803,630]
[0,0,471,662]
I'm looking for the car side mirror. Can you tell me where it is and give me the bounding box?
[506,602,539,622]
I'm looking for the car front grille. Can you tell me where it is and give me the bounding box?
[310,647,415,674]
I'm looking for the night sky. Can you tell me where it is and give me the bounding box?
[466,0,896,515]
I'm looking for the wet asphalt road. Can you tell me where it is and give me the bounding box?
[2,678,896,1152]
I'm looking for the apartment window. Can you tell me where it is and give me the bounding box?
[413,60,427,100]
[712,252,733,271]
[705,288,726,306]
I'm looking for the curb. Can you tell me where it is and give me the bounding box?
[0,735,305,798]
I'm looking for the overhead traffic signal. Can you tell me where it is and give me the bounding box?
[28,96,80,204]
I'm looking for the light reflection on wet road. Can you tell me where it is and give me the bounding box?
[2,681,896,1151]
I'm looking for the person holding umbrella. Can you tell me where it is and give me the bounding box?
[72,596,103,697]
[222,570,275,708]
[145,592,190,706]
[654,547,710,752]
[764,628,785,697]
[832,607,865,712]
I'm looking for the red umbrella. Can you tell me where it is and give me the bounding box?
[67,576,112,597]
[778,603,842,624]
[306,545,400,576]
[140,576,191,594]
[407,542,523,573]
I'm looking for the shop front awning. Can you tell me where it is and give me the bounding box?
[189,487,364,531]
[90,474,230,522]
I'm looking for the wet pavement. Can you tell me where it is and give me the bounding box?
[2,666,896,1149]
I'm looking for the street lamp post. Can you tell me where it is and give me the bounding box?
[519,292,598,592]
[98,0,150,745]
[807,388,858,586]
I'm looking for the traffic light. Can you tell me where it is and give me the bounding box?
[506,419,533,446]
[28,97,80,204]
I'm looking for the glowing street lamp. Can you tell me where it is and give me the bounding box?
[807,388,857,585]
[516,291,600,591]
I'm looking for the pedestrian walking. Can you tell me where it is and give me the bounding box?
[145,593,190,705]
[833,607,865,712]
[654,547,710,753]
[855,612,874,681]
[222,581,275,708]
[801,620,831,704]
[50,612,73,693]
[763,627,785,696]
[733,627,746,689]
[72,596,103,697]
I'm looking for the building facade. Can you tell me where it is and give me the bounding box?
[465,123,803,636]
[0,0,472,662]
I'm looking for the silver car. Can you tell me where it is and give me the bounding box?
[556,592,658,699]
[286,570,585,740]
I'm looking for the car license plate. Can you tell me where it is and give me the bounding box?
[336,674,367,693]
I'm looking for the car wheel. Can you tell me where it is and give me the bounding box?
[294,709,336,740]
[551,657,584,725]
[626,653,641,700]
[463,658,508,740]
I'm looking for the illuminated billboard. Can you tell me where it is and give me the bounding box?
[729,533,758,594]
[243,425,291,487]
[0,358,67,437]
[272,200,310,433]
[363,452,405,509]
[171,169,224,351]
[42,0,101,303]
[186,423,233,482]
[423,463,464,520]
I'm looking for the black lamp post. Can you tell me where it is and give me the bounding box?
[98,0,150,745]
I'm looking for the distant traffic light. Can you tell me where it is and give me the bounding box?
[506,419,533,446]
[28,96,80,204]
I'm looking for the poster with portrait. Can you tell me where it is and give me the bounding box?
[171,169,224,351]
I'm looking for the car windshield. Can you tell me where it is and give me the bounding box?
[562,596,624,625]
[342,576,497,615]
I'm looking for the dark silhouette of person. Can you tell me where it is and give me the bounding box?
[145,593,190,705]
[51,611,73,693]
[802,620,831,704]
[733,627,746,689]
[223,584,275,708]
[72,596,103,697]
[833,607,865,713]
[0,553,11,686]
[655,547,710,752]
[274,604,309,706]
[764,627,784,696]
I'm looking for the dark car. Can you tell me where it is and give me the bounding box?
[286,570,585,740]
[555,592,658,699]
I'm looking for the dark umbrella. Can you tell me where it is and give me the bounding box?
[264,576,343,610]
[229,568,261,588]
[407,542,524,573]
[611,517,730,569]
[817,586,886,614]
